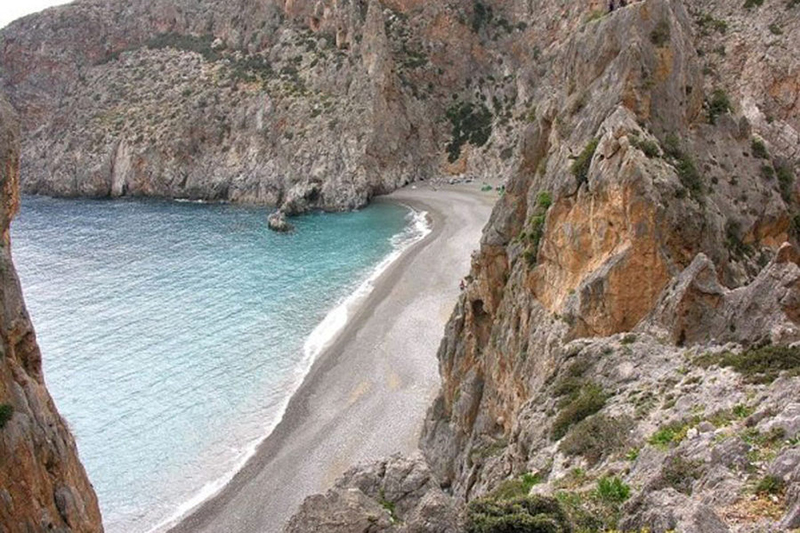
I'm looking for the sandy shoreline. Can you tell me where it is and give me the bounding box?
[168,183,496,533]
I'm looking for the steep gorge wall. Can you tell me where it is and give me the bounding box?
[288,0,800,531]
[421,0,799,487]
[0,95,102,532]
[0,0,533,213]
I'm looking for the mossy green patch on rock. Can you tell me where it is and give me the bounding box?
[0,403,13,429]
[695,345,800,383]
[552,382,607,440]
[570,138,599,188]
[466,495,572,533]
[446,101,493,163]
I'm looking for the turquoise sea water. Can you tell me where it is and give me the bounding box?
[11,196,425,533]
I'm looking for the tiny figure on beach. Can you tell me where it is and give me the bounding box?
[459,279,466,291]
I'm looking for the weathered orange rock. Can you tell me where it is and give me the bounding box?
[0,95,103,532]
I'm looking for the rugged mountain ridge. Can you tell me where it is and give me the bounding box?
[0,95,102,532]
[288,0,800,531]
[0,0,526,213]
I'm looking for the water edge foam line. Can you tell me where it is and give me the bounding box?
[147,205,432,533]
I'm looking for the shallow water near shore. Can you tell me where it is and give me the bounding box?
[11,195,424,533]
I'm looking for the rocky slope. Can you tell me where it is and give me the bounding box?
[0,0,531,213]
[0,95,102,531]
[288,0,800,531]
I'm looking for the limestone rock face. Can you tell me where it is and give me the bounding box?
[291,0,799,529]
[422,0,799,486]
[413,0,800,531]
[645,244,800,346]
[0,95,103,532]
[267,210,294,232]
[284,453,459,533]
[0,0,512,213]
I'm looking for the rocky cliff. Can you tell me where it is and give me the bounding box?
[0,0,530,213]
[0,95,102,531]
[288,0,800,531]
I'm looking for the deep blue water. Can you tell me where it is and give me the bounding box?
[10,196,422,533]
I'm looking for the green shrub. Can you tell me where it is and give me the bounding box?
[707,89,732,124]
[552,360,591,397]
[521,192,553,268]
[792,214,800,238]
[466,495,571,533]
[675,155,703,199]
[725,219,753,259]
[571,138,600,187]
[146,33,219,61]
[552,376,584,399]
[522,250,537,267]
[556,488,625,531]
[631,137,660,158]
[525,215,546,263]
[661,134,703,200]
[768,23,783,35]
[595,476,631,503]
[761,164,776,180]
[696,13,728,35]
[696,344,800,383]
[649,419,695,448]
[491,473,544,500]
[229,55,274,83]
[472,1,494,33]
[744,0,764,8]
[378,489,399,523]
[650,20,671,47]
[0,404,13,429]
[662,133,682,159]
[552,382,607,440]
[446,102,493,162]
[751,138,769,159]
[560,414,632,465]
[755,475,785,495]
[708,403,754,430]
[776,164,795,203]
[732,403,754,418]
[537,191,553,209]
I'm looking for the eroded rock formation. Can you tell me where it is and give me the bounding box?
[0,95,102,532]
[289,0,800,531]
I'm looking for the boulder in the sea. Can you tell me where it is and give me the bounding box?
[268,211,294,233]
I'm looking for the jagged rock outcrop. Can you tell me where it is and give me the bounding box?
[285,453,459,533]
[291,0,800,531]
[412,0,799,530]
[645,243,800,346]
[267,210,294,232]
[0,95,102,531]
